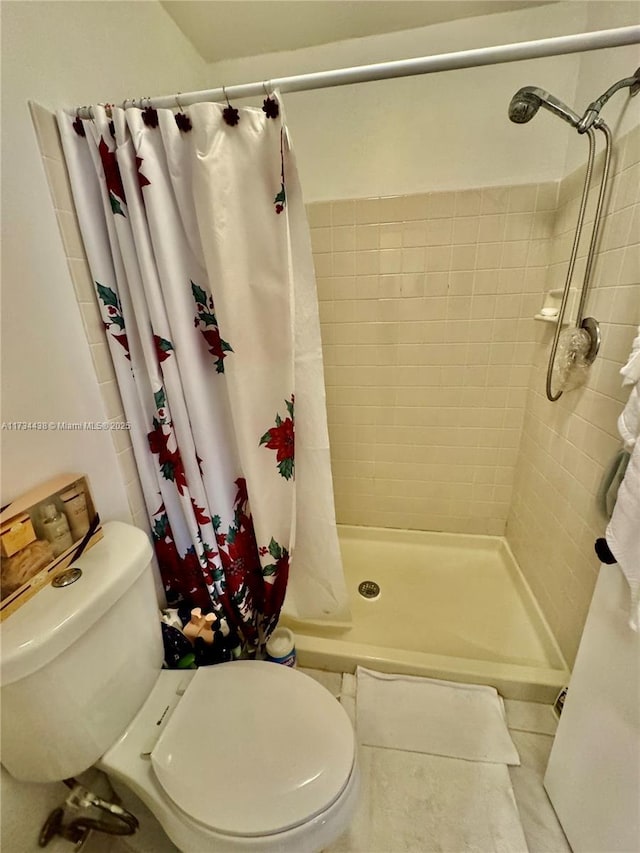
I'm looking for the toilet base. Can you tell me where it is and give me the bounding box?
[106,761,360,853]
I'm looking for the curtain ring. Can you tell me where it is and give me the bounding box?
[142,96,159,128]
[73,108,86,136]
[261,82,279,119]
[222,86,240,126]
[174,93,192,131]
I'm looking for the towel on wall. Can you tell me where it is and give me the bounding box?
[607,327,640,630]
[618,326,640,452]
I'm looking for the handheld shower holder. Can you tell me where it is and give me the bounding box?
[508,69,637,400]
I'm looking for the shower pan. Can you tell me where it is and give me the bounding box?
[283,526,569,702]
[508,69,640,401]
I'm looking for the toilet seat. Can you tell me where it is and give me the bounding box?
[151,661,355,837]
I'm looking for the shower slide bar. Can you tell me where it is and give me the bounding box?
[508,66,638,401]
[68,25,640,117]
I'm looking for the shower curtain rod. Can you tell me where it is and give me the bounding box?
[69,25,640,118]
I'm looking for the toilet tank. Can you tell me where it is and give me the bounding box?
[0,521,164,783]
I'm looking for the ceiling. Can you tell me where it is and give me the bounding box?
[161,1,553,63]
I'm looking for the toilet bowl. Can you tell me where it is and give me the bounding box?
[99,663,359,852]
[0,522,359,852]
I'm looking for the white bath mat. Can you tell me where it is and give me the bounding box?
[327,747,528,853]
[355,667,520,765]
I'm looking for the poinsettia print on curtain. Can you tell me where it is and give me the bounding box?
[57,97,349,649]
[260,396,295,481]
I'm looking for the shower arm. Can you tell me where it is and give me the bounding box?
[578,68,640,132]
[545,126,596,402]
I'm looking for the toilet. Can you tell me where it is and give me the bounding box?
[0,521,359,852]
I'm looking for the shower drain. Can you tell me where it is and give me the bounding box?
[358,580,380,600]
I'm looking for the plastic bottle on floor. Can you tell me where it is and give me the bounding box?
[266,627,297,667]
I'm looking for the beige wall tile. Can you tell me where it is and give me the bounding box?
[310,182,554,543]
[29,101,62,161]
[331,200,355,226]
[506,128,640,666]
[90,342,116,384]
[309,130,638,667]
[98,379,125,421]
[42,156,74,213]
[55,209,85,260]
[307,202,331,227]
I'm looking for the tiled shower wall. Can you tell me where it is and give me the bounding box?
[307,184,558,535]
[507,124,640,664]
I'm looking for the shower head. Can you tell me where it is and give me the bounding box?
[508,86,581,129]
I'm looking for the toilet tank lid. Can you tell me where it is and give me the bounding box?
[0,522,153,686]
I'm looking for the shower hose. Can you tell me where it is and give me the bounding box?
[545,121,612,401]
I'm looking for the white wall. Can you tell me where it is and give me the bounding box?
[204,1,594,201]
[564,1,640,176]
[0,3,206,850]
[0,0,207,513]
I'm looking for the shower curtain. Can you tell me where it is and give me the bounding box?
[58,98,349,646]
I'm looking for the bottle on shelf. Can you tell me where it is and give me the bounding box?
[40,503,73,557]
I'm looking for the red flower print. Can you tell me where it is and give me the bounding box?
[191,499,211,527]
[192,281,232,373]
[147,418,188,494]
[96,282,130,360]
[98,137,126,215]
[261,537,290,626]
[234,477,249,508]
[112,333,131,360]
[154,335,174,363]
[136,156,150,190]
[201,328,225,363]
[226,527,256,578]
[265,417,293,463]
[151,509,213,611]
[259,397,295,480]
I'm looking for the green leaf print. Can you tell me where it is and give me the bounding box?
[268,537,282,560]
[96,283,119,309]
[110,193,124,216]
[191,282,208,306]
[154,388,166,411]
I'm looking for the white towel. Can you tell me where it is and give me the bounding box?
[355,667,520,765]
[607,328,640,630]
[607,438,640,630]
[621,327,640,385]
[618,327,640,452]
